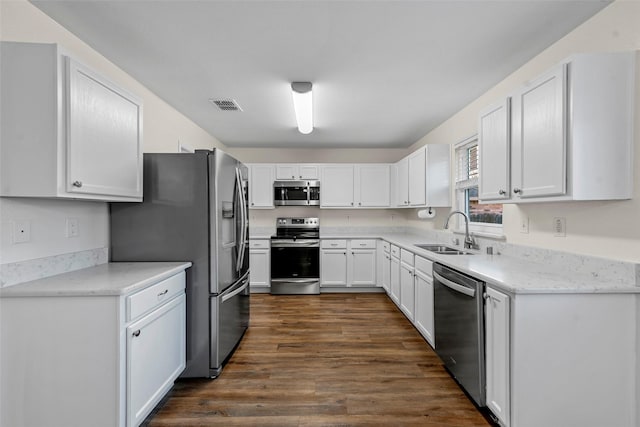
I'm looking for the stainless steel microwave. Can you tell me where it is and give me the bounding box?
[273,180,320,206]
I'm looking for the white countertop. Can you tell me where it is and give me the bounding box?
[0,262,192,297]
[321,231,639,295]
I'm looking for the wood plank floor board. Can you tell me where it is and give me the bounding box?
[146,293,493,427]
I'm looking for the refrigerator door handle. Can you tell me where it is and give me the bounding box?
[222,275,250,303]
[235,167,247,272]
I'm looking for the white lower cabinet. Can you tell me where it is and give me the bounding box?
[414,256,434,348]
[127,293,186,427]
[249,239,270,290]
[320,239,377,287]
[320,243,349,286]
[389,246,401,305]
[485,286,510,427]
[0,268,187,427]
[399,250,415,321]
[379,243,391,293]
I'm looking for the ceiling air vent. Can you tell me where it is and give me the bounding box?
[209,98,243,112]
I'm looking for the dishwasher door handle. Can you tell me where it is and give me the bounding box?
[433,271,476,297]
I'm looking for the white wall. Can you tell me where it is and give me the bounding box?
[0,0,226,268]
[407,0,640,263]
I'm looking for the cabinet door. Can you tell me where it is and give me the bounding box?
[355,164,390,207]
[395,157,409,207]
[479,99,511,201]
[320,165,354,207]
[486,287,510,427]
[399,263,415,321]
[408,147,426,206]
[249,248,270,289]
[390,256,401,305]
[275,164,298,180]
[414,271,435,348]
[298,164,319,179]
[249,164,275,208]
[127,294,186,427]
[350,249,376,286]
[320,249,348,286]
[66,57,142,199]
[512,64,566,198]
[381,251,391,293]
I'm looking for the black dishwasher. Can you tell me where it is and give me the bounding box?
[433,263,486,407]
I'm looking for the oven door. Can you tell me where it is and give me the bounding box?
[270,240,320,279]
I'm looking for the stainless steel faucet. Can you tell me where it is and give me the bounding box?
[444,210,478,250]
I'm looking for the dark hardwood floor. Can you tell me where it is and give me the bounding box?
[147,293,492,426]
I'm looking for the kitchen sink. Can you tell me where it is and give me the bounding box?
[414,244,473,255]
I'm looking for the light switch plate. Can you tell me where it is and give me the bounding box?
[519,216,529,234]
[554,217,566,237]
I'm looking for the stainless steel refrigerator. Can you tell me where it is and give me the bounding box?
[110,149,249,378]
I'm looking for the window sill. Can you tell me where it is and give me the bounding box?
[451,229,506,241]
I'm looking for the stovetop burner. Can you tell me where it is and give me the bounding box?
[272,217,320,240]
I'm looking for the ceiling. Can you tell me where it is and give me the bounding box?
[30,0,610,149]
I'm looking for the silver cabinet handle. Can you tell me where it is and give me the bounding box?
[72,181,83,188]
[158,289,168,297]
[351,202,354,206]
[499,189,506,195]
[132,330,141,337]
[513,188,521,194]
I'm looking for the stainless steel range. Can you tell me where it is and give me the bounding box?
[270,217,320,295]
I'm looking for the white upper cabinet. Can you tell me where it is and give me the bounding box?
[395,157,410,206]
[248,164,275,208]
[395,145,451,208]
[478,99,511,201]
[354,164,390,207]
[275,164,319,180]
[480,51,635,203]
[320,164,355,207]
[512,64,567,199]
[320,164,390,208]
[0,42,143,202]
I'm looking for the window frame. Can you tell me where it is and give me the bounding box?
[453,135,504,238]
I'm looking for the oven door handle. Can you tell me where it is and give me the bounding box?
[271,240,320,248]
[271,278,319,284]
[433,272,476,297]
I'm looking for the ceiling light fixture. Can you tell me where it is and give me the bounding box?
[291,82,313,134]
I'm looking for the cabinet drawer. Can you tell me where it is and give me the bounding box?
[400,249,414,266]
[322,239,347,249]
[382,241,391,252]
[415,256,433,277]
[249,240,270,249]
[350,239,376,249]
[390,245,400,258]
[127,272,186,322]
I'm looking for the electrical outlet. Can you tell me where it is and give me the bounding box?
[66,218,79,238]
[553,217,566,237]
[519,216,529,234]
[12,220,31,243]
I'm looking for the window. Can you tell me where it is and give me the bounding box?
[455,136,503,234]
